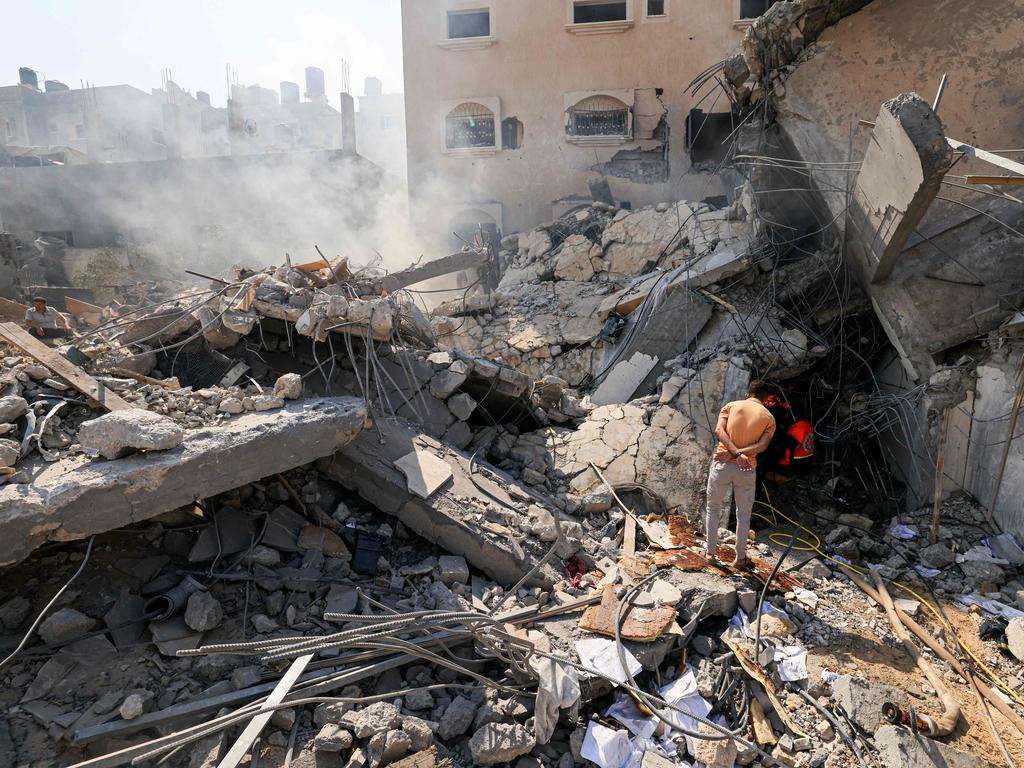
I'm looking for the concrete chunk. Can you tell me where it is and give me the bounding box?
[832,675,908,734]
[0,398,366,566]
[874,725,989,768]
[79,409,184,460]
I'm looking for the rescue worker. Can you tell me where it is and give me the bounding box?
[705,379,776,568]
[24,296,71,339]
[761,391,816,478]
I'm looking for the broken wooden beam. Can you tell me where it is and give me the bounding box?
[0,322,134,411]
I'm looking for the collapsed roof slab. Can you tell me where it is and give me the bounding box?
[319,418,555,587]
[0,397,367,566]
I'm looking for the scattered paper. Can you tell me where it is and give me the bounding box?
[581,721,633,768]
[775,646,808,682]
[957,544,1010,566]
[890,524,918,540]
[575,637,643,685]
[657,667,713,754]
[986,533,1024,566]
[955,594,1024,619]
[821,669,839,685]
[606,694,658,739]
[914,565,942,578]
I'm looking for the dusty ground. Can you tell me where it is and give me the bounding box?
[807,583,1024,765]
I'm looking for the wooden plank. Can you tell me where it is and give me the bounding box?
[65,296,104,320]
[0,322,134,411]
[217,653,313,768]
[946,137,1024,177]
[0,297,26,322]
[965,175,1024,186]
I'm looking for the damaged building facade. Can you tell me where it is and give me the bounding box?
[400,0,777,243]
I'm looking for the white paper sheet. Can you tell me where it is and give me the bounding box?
[575,637,643,685]
[581,721,634,768]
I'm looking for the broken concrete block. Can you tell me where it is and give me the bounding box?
[252,395,285,412]
[553,235,599,282]
[218,397,244,414]
[832,675,908,734]
[401,716,434,751]
[469,723,536,766]
[692,721,738,768]
[297,525,350,558]
[0,438,19,468]
[393,449,454,499]
[438,695,477,739]
[250,613,278,634]
[591,352,659,407]
[38,607,95,646]
[0,595,31,630]
[0,396,28,424]
[119,693,146,721]
[369,729,412,765]
[273,372,303,400]
[919,542,955,569]
[1006,617,1024,662]
[429,367,467,399]
[874,725,987,768]
[231,665,262,690]
[438,555,469,585]
[665,570,738,618]
[447,392,477,421]
[314,723,353,752]
[314,701,354,726]
[184,590,223,632]
[79,409,185,460]
[352,701,402,738]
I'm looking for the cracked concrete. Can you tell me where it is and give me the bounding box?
[0,398,367,566]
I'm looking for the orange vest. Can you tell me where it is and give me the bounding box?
[779,420,815,465]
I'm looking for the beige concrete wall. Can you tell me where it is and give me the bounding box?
[401,0,748,237]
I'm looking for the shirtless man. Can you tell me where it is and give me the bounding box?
[705,379,776,567]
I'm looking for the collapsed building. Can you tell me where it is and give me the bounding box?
[1,2,1024,768]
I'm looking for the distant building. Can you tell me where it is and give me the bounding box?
[400,0,772,239]
[0,66,353,166]
[356,77,407,180]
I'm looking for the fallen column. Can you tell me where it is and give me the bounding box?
[0,397,367,565]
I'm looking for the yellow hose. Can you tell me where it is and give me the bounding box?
[751,498,1024,709]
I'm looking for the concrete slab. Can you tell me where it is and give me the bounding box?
[0,397,367,566]
[394,449,454,499]
[591,352,659,406]
[319,419,554,587]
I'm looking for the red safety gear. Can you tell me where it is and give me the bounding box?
[779,419,815,466]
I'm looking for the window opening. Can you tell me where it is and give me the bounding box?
[448,9,490,39]
[647,0,666,16]
[687,108,735,163]
[446,102,496,149]
[568,95,629,137]
[573,1,628,24]
[502,117,523,149]
[739,0,778,19]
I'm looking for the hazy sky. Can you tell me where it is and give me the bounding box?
[1,0,404,107]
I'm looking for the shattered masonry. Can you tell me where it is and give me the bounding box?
[1,1,1024,768]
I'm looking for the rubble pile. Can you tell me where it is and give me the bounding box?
[434,196,757,386]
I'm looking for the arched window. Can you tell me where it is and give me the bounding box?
[567,95,630,137]
[445,102,496,149]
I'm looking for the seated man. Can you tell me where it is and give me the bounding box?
[25,296,71,339]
